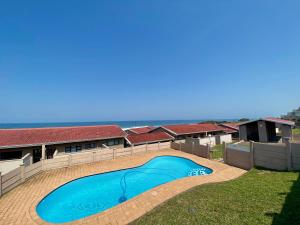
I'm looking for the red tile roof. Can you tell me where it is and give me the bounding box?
[239,117,295,126]
[126,132,174,145]
[159,123,224,136]
[219,123,239,134]
[264,117,295,126]
[126,126,155,134]
[0,125,126,149]
[219,126,238,134]
[221,123,239,130]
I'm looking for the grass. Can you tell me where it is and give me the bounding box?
[131,169,300,225]
[293,128,300,135]
[210,144,223,159]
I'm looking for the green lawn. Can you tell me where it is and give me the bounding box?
[131,169,300,225]
[293,128,300,135]
[210,144,223,159]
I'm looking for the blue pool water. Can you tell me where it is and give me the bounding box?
[36,156,212,223]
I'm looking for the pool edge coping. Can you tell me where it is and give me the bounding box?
[26,150,246,225]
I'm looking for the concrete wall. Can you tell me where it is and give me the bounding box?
[0,160,23,175]
[225,145,252,170]
[215,134,232,145]
[0,153,32,175]
[253,142,287,170]
[281,124,293,139]
[0,160,43,195]
[1,167,22,195]
[171,138,210,159]
[198,136,216,146]
[225,139,300,171]
[291,142,300,170]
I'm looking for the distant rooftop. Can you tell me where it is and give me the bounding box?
[126,131,174,145]
[219,123,239,134]
[156,123,224,136]
[239,117,295,126]
[125,126,155,134]
[0,125,126,149]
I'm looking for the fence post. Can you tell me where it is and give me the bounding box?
[93,151,96,162]
[207,144,211,159]
[283,138,292,171]
[192,141,195,154]
[41,159,45,170]
[250,141,254,168]
[0,172,2,197]
[222,142,227,163]
[68,154,72,166]
[158,142,160,151]
[20,163,25,182]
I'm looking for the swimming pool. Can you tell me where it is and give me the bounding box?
[36,156,212,223]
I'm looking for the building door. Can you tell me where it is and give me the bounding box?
[246,122,259,142]
[33,148,42,163]
[46,148,56,159]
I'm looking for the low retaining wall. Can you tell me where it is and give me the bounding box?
[291,142,300,170]
[0,142,171,197]
[225,143,252,170]
[0,160,22,175]
[224,139,300,171]
[253,143,287,171]
[171,139,210,159]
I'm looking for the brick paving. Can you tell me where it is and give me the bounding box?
[0,149,246,225]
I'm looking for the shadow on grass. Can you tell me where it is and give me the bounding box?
[270,172,300,225]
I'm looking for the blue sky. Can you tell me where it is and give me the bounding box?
[0,0,300,123]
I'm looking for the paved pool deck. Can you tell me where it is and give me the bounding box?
[0,149,246,225]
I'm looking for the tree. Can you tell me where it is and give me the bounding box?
[238,118,250,122]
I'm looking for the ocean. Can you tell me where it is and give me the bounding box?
[0,119,234,129]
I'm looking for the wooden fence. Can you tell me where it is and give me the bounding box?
[0,142,171,197]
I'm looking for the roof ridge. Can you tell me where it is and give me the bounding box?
[0,124,120,131]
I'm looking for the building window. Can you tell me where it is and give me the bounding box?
[65,147,71,153]
[105,139,121,146]
[107,140,115,146]
[71,146,76,152]
[65,145,82,153]
[76,145,82,151]
[85,143,96,149]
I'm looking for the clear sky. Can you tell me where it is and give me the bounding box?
[0,1,300,123]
